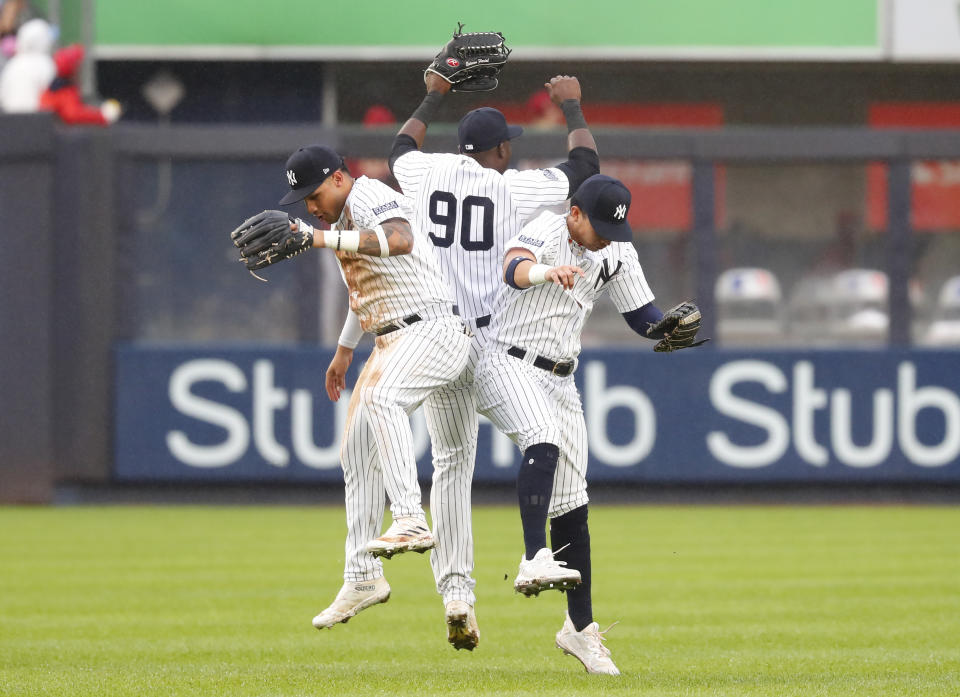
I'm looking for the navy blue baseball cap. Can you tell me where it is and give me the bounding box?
[279,145,345,205]
[458,107,523,153]
[571,174,633,242]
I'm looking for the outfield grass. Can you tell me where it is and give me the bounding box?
[1,504,958,696]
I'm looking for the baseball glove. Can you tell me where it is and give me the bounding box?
[648,301,710,352]
[230,209,314,275]
[424,23,511,92]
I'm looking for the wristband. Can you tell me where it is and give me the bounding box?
[322,228,361,253]
[527,264,552,285]
[338,310,364,349]
[561,99,588,133]
[373,224,390,258]
[411,91,444,126]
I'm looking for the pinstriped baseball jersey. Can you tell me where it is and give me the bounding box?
[391,151,570,321]
[333,175,454,332]
[489,210,655,360]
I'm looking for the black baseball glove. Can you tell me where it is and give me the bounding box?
[230,210,314,275]
[424,23,511,92]
[648,301,710,352]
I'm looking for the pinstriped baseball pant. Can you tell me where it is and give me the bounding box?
[421,324,490,606]
[340,316,470,582]
[474,348,590,518]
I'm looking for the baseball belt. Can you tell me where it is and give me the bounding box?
[471,314,491,330]
[374,305,460,336]
[506,346,575,377]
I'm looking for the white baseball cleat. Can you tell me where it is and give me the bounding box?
[513,547,582,596]
[312,577,391,629]
[445,600,480,651]
[555,614,620,675]
[365,516,434,559]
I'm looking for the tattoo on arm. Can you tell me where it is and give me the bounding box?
[357,217,413,256]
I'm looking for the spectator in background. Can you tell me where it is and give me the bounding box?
[812,210,860,273]
[0,0,40,62]
[39,44,121,125]
[352,103,398,185]
[526,89,565,129]
[0,17,55,113]
[362,103,396,128]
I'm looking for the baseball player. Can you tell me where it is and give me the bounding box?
[379,72,600,649]
[474,173,705,674]
[230,144,472,630]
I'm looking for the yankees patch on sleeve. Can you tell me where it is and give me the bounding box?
[345,176,411,229]
[503,210,564,265]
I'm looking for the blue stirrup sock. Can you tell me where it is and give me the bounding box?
[551,505,593,632]
[517,442,560,559]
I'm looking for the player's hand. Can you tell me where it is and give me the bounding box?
[326,346,354,402]
[545,75,581,105]
[424,71,452,95]
[545,264,586,290]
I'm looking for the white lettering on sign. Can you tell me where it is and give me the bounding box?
[166,358,432,469]
[708,359,960,469]
[163,356,960,472]
[584,361,656,466]
[708,360,790,468]
[167,359,249,468]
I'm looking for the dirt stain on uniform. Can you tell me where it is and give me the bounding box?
[344,339,391,430]
[335,204,388,330]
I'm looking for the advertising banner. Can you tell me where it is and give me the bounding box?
[116,345,960,484]
[92,0,881,60]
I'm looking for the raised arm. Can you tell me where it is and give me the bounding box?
[389,73,452,171]
[546,76,600,196]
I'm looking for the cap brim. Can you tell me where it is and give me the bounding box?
[593,220,633,242]
[279,186,314,206]
[506,124,523,140]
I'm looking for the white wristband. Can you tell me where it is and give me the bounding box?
[527,264,552,285]
[338,309,364,349]
[373,224,390,258]
[322,228,361,253]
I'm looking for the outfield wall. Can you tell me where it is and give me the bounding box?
[4,118,960,501]
[115,346,960,484]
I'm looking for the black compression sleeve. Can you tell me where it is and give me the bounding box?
[623,302,666,339]
[388,134,418,175]
[411,90,444,126]
[556,147,600,197]
[561,99,588,132]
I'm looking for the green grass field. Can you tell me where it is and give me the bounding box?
[1,504,958,696]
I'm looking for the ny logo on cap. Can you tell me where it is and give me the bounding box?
[286,170,298,187]
[614,204,627,220]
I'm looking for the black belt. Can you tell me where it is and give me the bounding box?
[507,346,575,377]
[374,305,459,336]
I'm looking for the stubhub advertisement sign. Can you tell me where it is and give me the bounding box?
[115,346,960,483]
